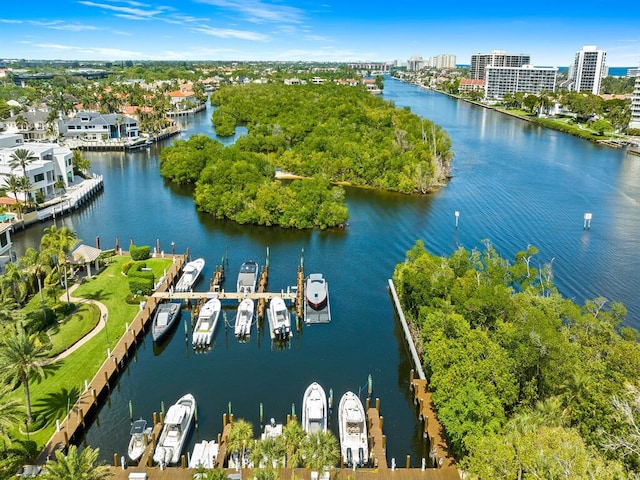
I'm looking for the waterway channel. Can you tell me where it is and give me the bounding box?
[11,78,640,466]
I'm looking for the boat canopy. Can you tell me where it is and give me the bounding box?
[130,419,147,435]
[157,311,170,327]
[345,406,364,423]
[165,404,188,425]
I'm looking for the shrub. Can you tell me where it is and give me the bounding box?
[121,261,135,275]
[130,244,151,261]
[128,276,154,295]
[626,128,640,136]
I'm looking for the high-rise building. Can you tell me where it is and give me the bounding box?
[407,55,425,72]
[470,50,531,80]
[567,45,607,95]
[630,65,640,129]
[484,65,557,100]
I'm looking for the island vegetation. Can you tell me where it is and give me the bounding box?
[159,83,452,229]
[393,240,640,477]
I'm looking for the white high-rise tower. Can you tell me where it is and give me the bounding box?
[568,45,607,95]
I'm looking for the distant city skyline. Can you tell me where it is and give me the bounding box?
[0,0,638,67]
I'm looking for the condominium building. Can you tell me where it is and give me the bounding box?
[484,65,557,100]
[470,50,531,80]
[407,55,425,72]
[630,68,640,129]
[427,54,457,69]
[567,45,607,95]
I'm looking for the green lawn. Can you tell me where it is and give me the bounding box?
[9,255,174,448]
[47,303,100,357]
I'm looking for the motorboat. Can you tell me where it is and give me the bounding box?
[189,440,219,469]
[234,298,254,337]
[338,391,368,468]
[175,257,205,292]
[128,418,151,462]
[302,382,327,434]
[306,273,328,310]
[151,302,181,342]
[153,393,196,467]
[261,417,283,440]
[267,296,291,340]
[192,297,221,348]
[237,261,259,294]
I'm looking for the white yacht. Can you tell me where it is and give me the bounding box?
[192,297,221,348]
[234,298,254,338]
[302,382,327,434]
[127,419,151,462]
[267,296,291,340]
[175,258,205,292]
[237,261,258,294]
[338,391,368,468]
[153,393,196,467]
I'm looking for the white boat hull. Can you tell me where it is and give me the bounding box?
[192,298,221,348]
[234,298,254,337]
[175,258,205,292]
[153,393,196,466]
[338,391,368,468]
[268,296,291,340]
[302,382,327,434]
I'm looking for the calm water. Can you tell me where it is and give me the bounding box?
[12,79,640,465]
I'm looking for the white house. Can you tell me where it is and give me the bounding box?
[0,132,74,202]
[60,112,139,141]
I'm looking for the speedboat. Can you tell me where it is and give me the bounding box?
[237,261,258,294]
[175,257,205,292]
[189,440,219,469]
[153,393,196,467]
[151,302,181,342]
[234,298,254,337]
[192,297,221,348]
[128,418,151,462]
[306,273,328,310]
[302,382,327,434]
[261,417,283,440]
[267,296,291,340]
[338,391,368,468]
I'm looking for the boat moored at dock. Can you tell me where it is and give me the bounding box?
[153,393,196,467]
[127,419,151,462]
[338,391,368,468]
[175,258,205,292]
[302,382,327,434]
[237,261,259,294]
[192,297,221,348]
[188,440,218,469]
[234,297,254,338]
[151,302,181,342]
[304,273,331,324]
[267,296,291,340]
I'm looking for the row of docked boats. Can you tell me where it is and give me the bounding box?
[129,384,368,469]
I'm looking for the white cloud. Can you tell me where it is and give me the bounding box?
[0,19,23,24]
[191,25,269,41]
[195,0,304,24]
[78,0,171,20]
[30,41,143,59]
[305,35,332,43]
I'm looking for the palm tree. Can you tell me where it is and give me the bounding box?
[301,430,340,473]
[250,436,286,469]
[8,148,36,180]
[40,225,79,283]
[2,174,24,218]
[227,419,254,470]
[281,418,305,468]
[19,247,52,322]
[0,326,51,424]
[0,385,23,447]
[0,295,20,324]
[17,176,33,210]
[39,444,112,480]
[0,262,29,305]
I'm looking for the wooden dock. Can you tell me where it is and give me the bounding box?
[36,255,187,464]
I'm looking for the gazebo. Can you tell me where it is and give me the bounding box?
[68,244,102,277]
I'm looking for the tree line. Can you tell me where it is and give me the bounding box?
[393,241,640,478]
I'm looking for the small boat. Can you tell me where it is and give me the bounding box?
[128,418,151,462]
[188,440,218,469]
[261,417,283,440]
[267,296,291,340]
[302,382,327,434]
[338,391,368,468]
[153,393,196,467]
[151,302,181,342]
[192,297,221,348]
[237,261,259,294]
[175,258,205,292]
[306,273,328,310]
[234,298,254,337]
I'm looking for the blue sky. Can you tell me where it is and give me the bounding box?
[0,0,638,67]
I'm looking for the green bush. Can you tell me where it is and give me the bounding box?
[128,276,153,295]
[121,261,135,275]
[130,244,151,261]
[626,128,640,136]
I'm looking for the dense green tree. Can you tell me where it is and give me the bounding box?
[39,445,112,480]
[0,326,51,424]
[301,430,340,471]
[227,419,253,469]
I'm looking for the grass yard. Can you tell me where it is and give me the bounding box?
[9,255,174,448]
[47,303,100,357]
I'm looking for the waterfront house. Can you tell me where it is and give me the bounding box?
[60,112,139,141]
[3,107,62,141]
[459,78,486,94]
[0,132,74,202]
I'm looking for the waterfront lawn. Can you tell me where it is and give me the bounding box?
[10,255,173,448]
[47,303,100,357]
